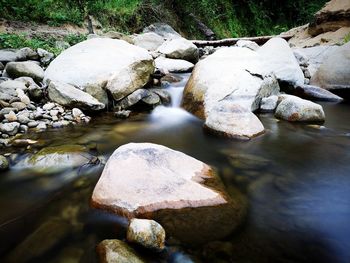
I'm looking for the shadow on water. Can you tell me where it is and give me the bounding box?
[0,74,350,262]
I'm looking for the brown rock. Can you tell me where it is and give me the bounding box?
[91,143,245,245]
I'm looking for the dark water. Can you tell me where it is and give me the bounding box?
[0,74,350,263]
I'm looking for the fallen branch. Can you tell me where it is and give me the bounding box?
[192,35,293,47]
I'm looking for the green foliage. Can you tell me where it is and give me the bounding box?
[0,0,328,38]
[344,33,350,44]
[0,33,86,55]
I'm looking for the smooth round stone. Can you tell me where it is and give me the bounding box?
[28,121,39,128]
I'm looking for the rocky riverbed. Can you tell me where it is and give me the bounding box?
[0,0,350,262]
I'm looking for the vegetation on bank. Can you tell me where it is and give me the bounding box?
[1,0,328,38]
[0,33,86,55]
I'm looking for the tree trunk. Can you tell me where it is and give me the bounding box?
[192,35,293,47]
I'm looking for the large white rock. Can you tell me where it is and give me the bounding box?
[182,47,279,139]
[275,95,325,122]
[310,42,350,98]
[133,32,165,51]
[44,38,154,101]
[157,37,199,62]
[48,81,105,111]
[154,57,194,73]
[91,143,245,244]
[258,38,304,86]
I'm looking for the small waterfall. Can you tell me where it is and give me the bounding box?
[149,73,196,125]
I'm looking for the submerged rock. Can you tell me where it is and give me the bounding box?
[44,38,154,102]
[0,155,9,171]
[97,239,145,263]
[5,62,44,83]
[127,219,166,251]
[5,218,70,263]
[275,95,325,122]
[204,102,265,140]
[15,145,92,172]
[91,143,245,244]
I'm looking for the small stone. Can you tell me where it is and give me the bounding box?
[17,114,30,124]
[43,102,55,111]
[5,111,17,122]
[11,102,27,111]
[28,121,39,128]
[127,219,166,251]
[19,124,28,133]
[0,155,9,170]
[50,110,59,117]
[115,110,131,119]
[72,108,83,118]
[52,116,58,121]
[36,122,47,131]
[97,240,145,263]
[0,122,20,135]
[52,122,64,128]
[260,95,278,112]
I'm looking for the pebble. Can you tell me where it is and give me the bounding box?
[43,102,55,110]
[19,125,28,133]
[5,111,17,122]
[28,121,39,128]
[50,110,59,117]
[72,108,83,118]
[36,122,47,131]
[11,102,27,111]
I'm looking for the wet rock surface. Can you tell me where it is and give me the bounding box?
[91,143,245,244]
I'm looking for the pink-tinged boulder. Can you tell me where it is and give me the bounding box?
[91,143,245,245]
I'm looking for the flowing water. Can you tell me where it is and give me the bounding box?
[0,73,350,263]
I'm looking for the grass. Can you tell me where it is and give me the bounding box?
[0,33,87,55]
[344,32,350,44]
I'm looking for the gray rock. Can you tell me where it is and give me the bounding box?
[236,40,260,51]
[148,88,171,105]
[293,84,343,102]
[157,37,199,63]
[0,122,20,135]
[19,124,28,133]
[83,85,109,106]
[17,114,30,124]
[204,101,265,140]
[275,95,325,122]
[16,47,39,61]
[11,102,27,111]
[43,102,55,111]
[97,240,145,263]
[36,122,47,131]
[258,38,304,86]
[0,155,9,171]
[141,92,160,106]
[310,42,350,98]
[28,121,39,128]
[5,111,17,122]
[48,81,105,111]
[116,89,150,109]
[0,50,18,63]
[133,32,165,51]
[44,38,154,102]
[143,23,181,40]
[5,62,44,83]
[37,48,55,65]
[127,219,166,251]
[293,49,309,66]
[114,110,131,119]
[260,95,279,112]
[155,57,194,73]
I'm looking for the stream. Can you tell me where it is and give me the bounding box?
[0,73,350,263]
